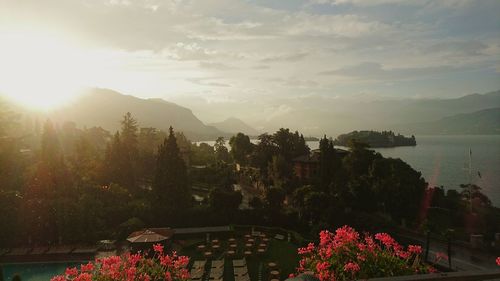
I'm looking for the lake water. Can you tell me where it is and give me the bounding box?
[196,135,500,206]
[1,262,80,281]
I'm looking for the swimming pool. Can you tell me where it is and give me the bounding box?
[1,262,82,281]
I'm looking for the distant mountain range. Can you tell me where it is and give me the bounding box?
[3,88,499,139]
[252,90,500,136]
[47,88,228,140]
[208,117,259,136]
[399,107,500,135]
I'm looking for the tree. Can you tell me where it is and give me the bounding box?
[265,187,285,211]
[251,133,277,180]
[153,127,191,215]
[229,132,253,164]
[120,112,139,153]
[119,112,139,188]
[0,100,23,192]
[0,98,17,137]
[102,132,134,190]
[69,134,100,184]
[23,120,72,244]
[268,154,293,190]
[272,128,309,161]
[214,137,230,162]
[209,188,242,212]
[191,142,215,165]
[460,184,491,208]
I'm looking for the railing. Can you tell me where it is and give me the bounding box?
[367,270,500,281]
[287,271,500,281]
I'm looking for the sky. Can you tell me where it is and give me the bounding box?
[0,0,499,124]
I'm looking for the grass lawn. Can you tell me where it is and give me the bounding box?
[176,235,299,281]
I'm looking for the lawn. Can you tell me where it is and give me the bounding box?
[176,233,299,281]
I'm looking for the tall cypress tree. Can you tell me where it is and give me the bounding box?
[153,127,191,213]
[120,112,138,189]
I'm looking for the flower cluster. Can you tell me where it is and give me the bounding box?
[496,257,500,266]
[51,244,189,281]
[295,226,433,281]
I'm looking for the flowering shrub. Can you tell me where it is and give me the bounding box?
[51,244,189,281]
[294,226,434,281]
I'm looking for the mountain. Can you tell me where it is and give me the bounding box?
[399,108,500,135]
[253,90,500,136]
[49,88,225,140]
[208,117,259,136]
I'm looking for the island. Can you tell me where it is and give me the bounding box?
[333,130,416,148]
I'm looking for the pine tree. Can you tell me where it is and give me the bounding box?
[121,112,138,154]
[24,120,72,244]
[153,127,191,213]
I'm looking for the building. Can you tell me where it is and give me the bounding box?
[292,149,349,180]
[292,151,320,180]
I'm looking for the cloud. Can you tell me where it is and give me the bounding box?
[261,52,308,63]
[199,61,237,70]
[265,104,293,122]
[319,62,468,81]
[161,42,219,61]
[310,0,407,6]
[187,78,232,87]
[284,13,392,38]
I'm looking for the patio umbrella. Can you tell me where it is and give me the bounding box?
[127,229,169,243]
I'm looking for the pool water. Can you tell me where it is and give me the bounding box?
[1,262,81,281]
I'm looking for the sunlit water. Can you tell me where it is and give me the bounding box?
[196,135,500,206]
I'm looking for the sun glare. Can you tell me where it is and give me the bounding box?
[0,27,92,111]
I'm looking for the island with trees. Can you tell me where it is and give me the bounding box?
[334,130,416,148]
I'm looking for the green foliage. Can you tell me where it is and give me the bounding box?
[214,136,230,162]
[272,128,309,161]
[335,130,416,148]
[265,187,286,211]
[209,187,242,212]
[153,127,191,215]
[190,142,215,165]
[229,132,254,164]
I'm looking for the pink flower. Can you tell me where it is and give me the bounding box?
[435,252,449,262]
[126,267,137,281]
[316,261,330,272]
[153,243,164,253]
[408,245,422,255]
[344,262,360,273]
[334,225,359,245]
[51,245,190,281]
[80,262,94,272]
[375,233,397,249]
[496,257,500,266]
[319,230,334,246]
[397,250,410,259]
[356,253,366,262]
[165,271,172,281]
[74,273,92,281]
[298,242,316,255]
[65,267,78,276]
[296,225,434,279]
[128,253,142,266]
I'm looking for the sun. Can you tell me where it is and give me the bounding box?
[0,27,91,111]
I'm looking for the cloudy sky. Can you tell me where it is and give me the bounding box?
[1,0,499,125]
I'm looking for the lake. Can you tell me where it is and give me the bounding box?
[196,135,500,206]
